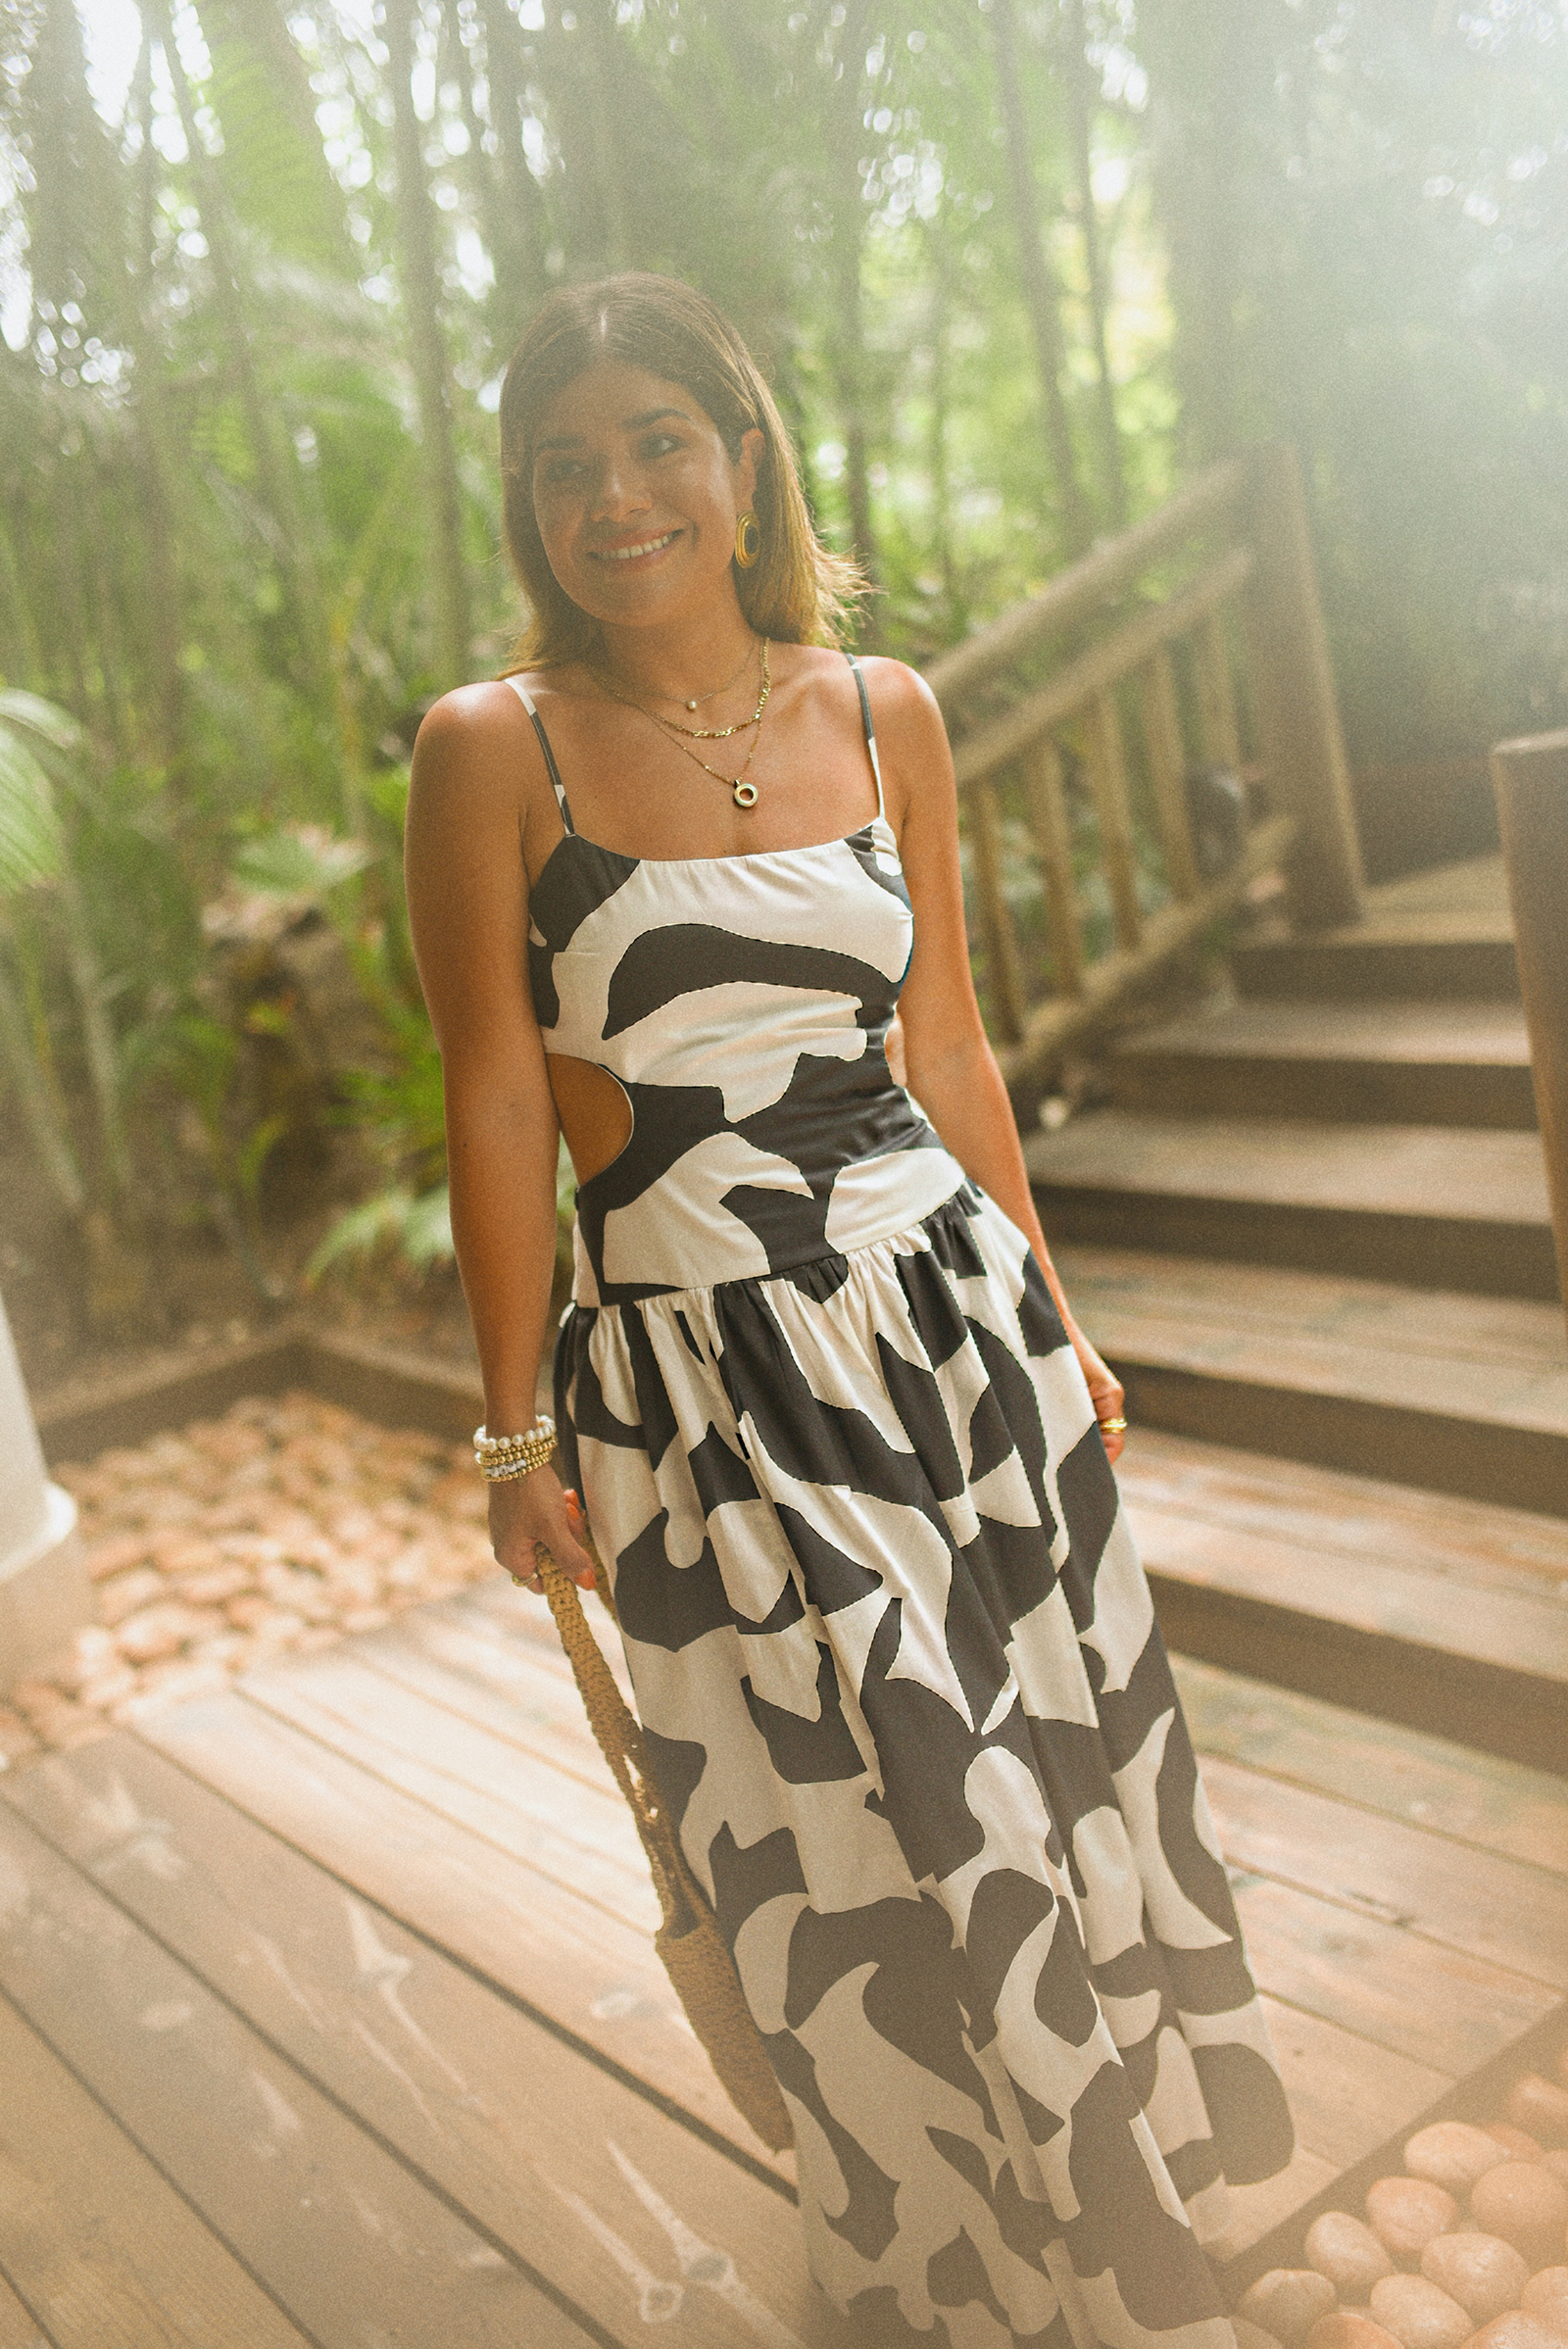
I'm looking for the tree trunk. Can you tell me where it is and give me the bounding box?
[1135,0,1253,466]
[922,216,963,640]
[149,0,335,711]
[1063,0,1127,527]
[987,0,1094,559]
[383,0,474,690]
[474,0,550,346]
[823,0,878,599]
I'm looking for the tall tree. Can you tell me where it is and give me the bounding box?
[987,0,1095,558]
[822,0,880,593]
[382,0,473,689]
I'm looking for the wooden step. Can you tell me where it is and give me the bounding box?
[1116,1425,1568,1770]
[1109,999,1537,1129]
[1054,1242,1568,1514]
[1233,854,1520,1002]
[1027,1109,1559,1299]
[6,1733,847,2349]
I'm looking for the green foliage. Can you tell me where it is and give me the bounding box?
[0,0,1564,1329]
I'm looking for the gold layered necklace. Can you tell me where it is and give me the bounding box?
[596,639,772,809]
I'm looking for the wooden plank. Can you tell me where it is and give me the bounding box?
[1109,998,1537,1129]
[1256,1993,1449,2172]
[0,1806,594,2349]
[1231,1874,1560,2075]
[1026,1109,1559,1301]
[137,1690,779,2166]
[1139,646,1200,902]
[1084,690,1143,949]
[8,1737,849,2349]
[950,543,1255,788]
[1021,736,1085,994]
[1200,1754,1568,1989]
[966,772,1029,1043]
[1138,1493,1568,1690]
[356,1602,628,1781]
[1056,1247,1568,1517]
[236,1649,659,1929]
[1173,1653,1568,1877]
[0,1990,310,2349]
[0,2275,45,2349]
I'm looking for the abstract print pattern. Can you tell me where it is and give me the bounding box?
[557,1191,1294,2349]
[514,669,967,1306]
[512,669,1293,2345]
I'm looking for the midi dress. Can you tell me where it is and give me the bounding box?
[510,661,1295,2349]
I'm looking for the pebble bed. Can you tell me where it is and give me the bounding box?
[1,1392,497,1767]
[1236,2048,1568,2348]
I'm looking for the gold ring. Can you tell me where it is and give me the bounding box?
[1098,1416,1128,1434]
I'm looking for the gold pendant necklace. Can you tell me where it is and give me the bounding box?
[596,639,768,742]
[600,642,771,808]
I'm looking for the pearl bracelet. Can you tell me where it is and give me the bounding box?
[474,1417,557,1482]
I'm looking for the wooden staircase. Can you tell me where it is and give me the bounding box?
[1026,851,1568,1772]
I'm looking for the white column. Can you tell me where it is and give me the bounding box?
[0,1288,92,1688]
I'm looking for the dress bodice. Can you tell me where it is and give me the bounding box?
[511,660,966,1304]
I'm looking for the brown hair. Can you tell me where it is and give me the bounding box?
[498,274,863,670]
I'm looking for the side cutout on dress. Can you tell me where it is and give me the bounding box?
[548,1055,635,1185]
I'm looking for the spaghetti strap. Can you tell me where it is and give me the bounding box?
[504,675,574,834]
[844,652,886,821]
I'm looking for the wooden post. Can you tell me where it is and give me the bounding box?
[1491,730,1568,1330]
[1140,649,1200,902]
[966,777,1029,1044]
[1085,691,1143,949]
[1022,737,1085,994]
[1244,441,1365,930]
[1195,607,1243,773]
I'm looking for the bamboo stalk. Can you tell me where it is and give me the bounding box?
[1084,691,1142,950]
[966,777,1029,1044]
[1021,737,1084,997]
[1140,648,1200,902]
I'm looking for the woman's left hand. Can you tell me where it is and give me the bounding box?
[1068,1325,1127,1464]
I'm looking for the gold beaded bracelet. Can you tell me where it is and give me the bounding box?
[474,1417,557,1483]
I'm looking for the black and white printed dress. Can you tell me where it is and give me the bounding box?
[510,661,1293,2349]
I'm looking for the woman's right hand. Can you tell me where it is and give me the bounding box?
[488,1469,598,1592]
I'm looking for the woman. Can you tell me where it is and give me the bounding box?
[406,274,1293,2349]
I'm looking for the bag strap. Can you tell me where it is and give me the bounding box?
[536,1551,703,1935]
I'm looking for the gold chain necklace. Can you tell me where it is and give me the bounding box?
[600,642,772,808]
[596,639,768,741]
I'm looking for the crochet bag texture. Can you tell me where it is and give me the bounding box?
[537,1551,794,2154]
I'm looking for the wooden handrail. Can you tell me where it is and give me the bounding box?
[1491,729,1568,1333]
[927,456,1251,712]
[952,544,1254,790]
[929,442,1362,1092]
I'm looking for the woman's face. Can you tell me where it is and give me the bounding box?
[529,360,762,636]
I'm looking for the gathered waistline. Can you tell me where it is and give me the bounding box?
[566,1175,980,1315]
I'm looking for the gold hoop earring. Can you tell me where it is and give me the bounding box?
[735,512,761,569]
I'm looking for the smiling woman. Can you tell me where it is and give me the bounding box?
[403,272,1293,2349]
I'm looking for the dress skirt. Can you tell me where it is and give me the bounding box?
[556,1182,1294,2349]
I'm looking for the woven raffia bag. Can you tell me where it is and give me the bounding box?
[536,1550,794,2154]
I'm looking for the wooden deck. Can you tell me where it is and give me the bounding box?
[1,1563,1564,2346]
